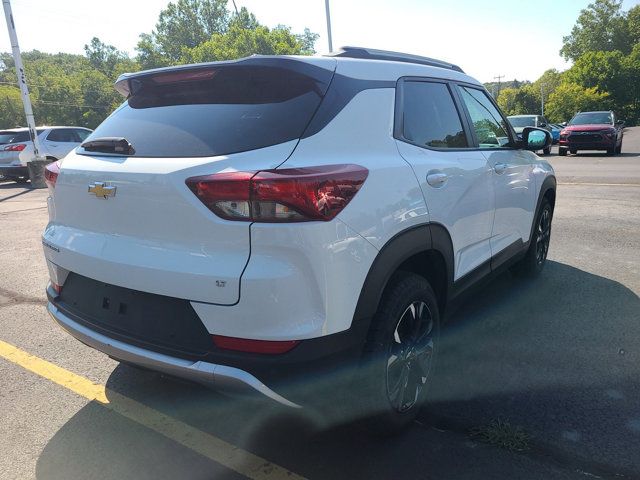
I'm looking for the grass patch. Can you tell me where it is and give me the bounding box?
[470,418,531,451]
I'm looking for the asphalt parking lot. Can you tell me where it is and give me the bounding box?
[1,128,638,480]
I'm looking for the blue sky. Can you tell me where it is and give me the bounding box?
[2,0,639,82]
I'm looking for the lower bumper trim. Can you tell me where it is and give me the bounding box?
[47,301,300,408]
[0,165,28,177]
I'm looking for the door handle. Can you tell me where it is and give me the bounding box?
[426,171,448,187]
[494,163,508,175]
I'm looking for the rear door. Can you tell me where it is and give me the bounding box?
[395,79,495,280]
[44,58,336,305]
[455,85,537,262]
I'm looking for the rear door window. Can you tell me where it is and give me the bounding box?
[400,81,468,149]
[80,64,333,158]
[0,129,44,144]
[47,128,78,142]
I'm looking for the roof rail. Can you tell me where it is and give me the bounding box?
[329,46,464,73]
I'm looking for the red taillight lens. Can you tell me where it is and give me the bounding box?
[186,164,368,222]
[44,161,60,190]
[4,143,26,151]
[212,335,300,354]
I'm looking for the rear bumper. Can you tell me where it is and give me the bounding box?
[0,165,28,178]
[46,277,369,407]
[47,295,301,408]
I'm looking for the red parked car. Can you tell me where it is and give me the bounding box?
[558,111,624,156]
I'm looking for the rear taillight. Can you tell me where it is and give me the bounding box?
[44,161,60,191]
[212,335,300,354]
[4,143,26,151]
[186,164,368,222]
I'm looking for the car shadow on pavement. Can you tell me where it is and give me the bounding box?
[34,261,640,479]
[427,261,640,476]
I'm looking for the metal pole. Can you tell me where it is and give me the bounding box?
[2,0,42,160]
[540,84,545,116]
[325,0,333,53]
[2,0,47,187]
[231,0,239,15]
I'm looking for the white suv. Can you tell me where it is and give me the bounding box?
[0,126,92,182]
[42,48,555,429]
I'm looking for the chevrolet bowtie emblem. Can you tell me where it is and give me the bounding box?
[88,182,116,199]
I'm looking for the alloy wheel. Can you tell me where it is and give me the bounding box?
[386,301,436,413]
[536,207,551,265]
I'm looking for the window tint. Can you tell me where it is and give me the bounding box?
[74,129,91,141]
[401,82,468,149]
[458,86,511,148]
[81,65,329,158]
[0,129,44,144]
[47,128,78,142]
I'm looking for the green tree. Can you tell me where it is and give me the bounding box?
[628,5,640,45]
[182,23,311,63]
[0,85,25,128]
[560,0,632,60]
[545,83,610,123]
[137,0,318,69]
[497,85,539,116]
[137,0,229,67]
[84,37,135,78]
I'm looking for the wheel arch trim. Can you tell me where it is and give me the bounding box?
[352,223,454,326]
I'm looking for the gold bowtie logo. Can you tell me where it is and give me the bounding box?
[88,182,116,199]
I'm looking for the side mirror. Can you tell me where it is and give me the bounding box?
[616,120,625,126]
[539,123,547,128]
[521,127,552,151]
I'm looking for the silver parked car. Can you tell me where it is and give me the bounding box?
[0,126,92,183]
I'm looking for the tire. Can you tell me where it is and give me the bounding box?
[607,148,615,156]
[511,198,552,277]
[543,147,551,155]
[357,272,440,433]
[559,148,567,156]
[15,178,28,184]
[569,149,577,155]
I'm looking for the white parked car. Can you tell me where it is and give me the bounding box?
[0,126,92,182]
[42,48,556,430]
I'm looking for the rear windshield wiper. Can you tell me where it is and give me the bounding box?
[81,137,135,155]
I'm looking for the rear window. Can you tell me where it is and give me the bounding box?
[0,129,44,144]
[80,65,331,158]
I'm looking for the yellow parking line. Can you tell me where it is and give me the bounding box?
[0,340,305,480]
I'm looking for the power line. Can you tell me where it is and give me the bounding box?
[33,100,112,109]
[0,81,116,96]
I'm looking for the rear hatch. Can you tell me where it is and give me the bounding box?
[0,129,40,165]
[44,56,336,305]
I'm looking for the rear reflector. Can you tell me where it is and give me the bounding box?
[186,164,368,222]
[44,161,60,190]
[212,335,300,354]
[4,143,26,151]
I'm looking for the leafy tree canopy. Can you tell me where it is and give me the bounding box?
[560,0,639,60]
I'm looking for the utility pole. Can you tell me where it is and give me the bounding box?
[231,0,239,15]
[2,0,46,188]
[325,0,333,53]
[540,83,545,116]
[493,74,504,99]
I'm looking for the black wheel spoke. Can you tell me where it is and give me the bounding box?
[386,300,436,413]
